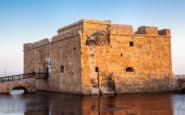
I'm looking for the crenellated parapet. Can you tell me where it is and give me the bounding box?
[135,26,170,36]
[135,26,158,35]
[24,19,171,51]
[158,29,171,36]
[24,38,50,51]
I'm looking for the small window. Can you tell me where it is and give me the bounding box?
[73,47,76,50]
[61,66,64,73]
[120,53,123,57]
[95,67,99,72]
[126,67,134,72]
[90,54,94,57]
[129,41,134,46]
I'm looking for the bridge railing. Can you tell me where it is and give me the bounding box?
[0,73,48,83]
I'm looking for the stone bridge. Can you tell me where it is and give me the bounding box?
[0,73,47,94]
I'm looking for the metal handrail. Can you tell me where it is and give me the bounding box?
[0,73,48,83]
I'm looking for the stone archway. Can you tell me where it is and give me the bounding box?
[10,86,28,94]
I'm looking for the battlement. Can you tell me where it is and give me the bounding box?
[135,26,170,36]
[135,26,158,35]
[57,19,111,34]
[24,38,49,50]
[158,29,171,36]
[24,19,171,51]
[110,25,170,36]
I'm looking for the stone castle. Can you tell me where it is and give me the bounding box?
[24,19,177,95]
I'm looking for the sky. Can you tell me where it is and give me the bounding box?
[0,0,185,75]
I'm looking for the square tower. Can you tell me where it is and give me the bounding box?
[24,19,176,94]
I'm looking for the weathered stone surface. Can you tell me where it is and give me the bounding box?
[158,29,171,36]
[109,24,133,35]
[135,26,158,36]
[24,19,177,95]
[86,31,109,45]
[176,75,185,91]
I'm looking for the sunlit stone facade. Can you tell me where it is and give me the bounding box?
[24,19,177,94]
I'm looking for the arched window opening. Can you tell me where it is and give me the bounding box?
[126,67,134,72]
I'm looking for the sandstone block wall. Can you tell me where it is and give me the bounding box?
[176,75,185,91]
[80,20,176,94]
[24,21,82,94]
[24,19,176,95]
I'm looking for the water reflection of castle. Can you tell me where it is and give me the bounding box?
[24,93,173,115]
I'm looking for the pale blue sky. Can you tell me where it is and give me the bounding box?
[0,0,185,75]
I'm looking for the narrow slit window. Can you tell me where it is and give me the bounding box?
[61,66,64,73]
[95,67,99,72]
[126,67,134,72]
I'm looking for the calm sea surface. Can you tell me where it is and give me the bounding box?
[0,91,185,115]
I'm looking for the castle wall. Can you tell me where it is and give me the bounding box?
[24,19,176,95]
[81,20,111,94]
[49,35,82,93]
[80,20,176,94]
[24,22,83,94]
[109,33,176,93]
[24,38,50,74]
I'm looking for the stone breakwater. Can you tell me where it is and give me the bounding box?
[0,75,185,94]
